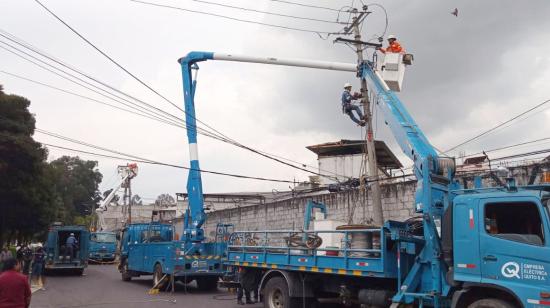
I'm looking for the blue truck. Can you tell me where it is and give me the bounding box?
[44,224,89,275]
[118,222,228,290]
[177,48,550,307]
[89,231,117,262]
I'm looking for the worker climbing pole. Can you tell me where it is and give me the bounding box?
[336,7,384,226]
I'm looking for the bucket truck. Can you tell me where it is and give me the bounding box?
[95,163,138,231]
[176,51,550,307]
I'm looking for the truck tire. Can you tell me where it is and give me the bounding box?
[196,276,219,291]
[153,263,167,291]
[468,299,516,308]
[121,261,132,282]
[263,276,301,308]
[75,268,84,276]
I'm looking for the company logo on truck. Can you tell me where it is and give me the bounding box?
[500,262,547,281]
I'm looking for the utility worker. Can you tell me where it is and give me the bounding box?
[66,233,78,261]
[379,34,404,54]
[341,83,366,126]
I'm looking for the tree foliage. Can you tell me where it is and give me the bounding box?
[155,193,175,207]
[0,85,103,246]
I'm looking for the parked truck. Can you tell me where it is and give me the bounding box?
[44,224,89,275]
[177,48,550,307]
[118,220,230,290]
[89,231,116,262]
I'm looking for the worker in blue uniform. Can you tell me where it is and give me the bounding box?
[66,233,78,261]
[341,83,366,126]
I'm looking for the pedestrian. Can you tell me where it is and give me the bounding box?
[0,247,13,272]
[21,246,33,276]
[0,258,32,308]
[341,83,366,126]
[31,247,46,290]
[66,233,78,261]
[237,268,255,305]
[378,34,404,54]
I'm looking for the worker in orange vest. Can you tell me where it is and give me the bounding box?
[378,34,404,54]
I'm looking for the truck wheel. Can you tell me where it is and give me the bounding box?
[75,269,84,276]
[153,263,167,290]
[263,277,301,308]
[196,276,219,291]
[121,261,132,282]
[468,299,515,308]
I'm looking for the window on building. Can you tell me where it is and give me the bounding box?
[484,202,544,246]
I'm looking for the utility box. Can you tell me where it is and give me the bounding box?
[313,219,346,255]
[381,53,406,92]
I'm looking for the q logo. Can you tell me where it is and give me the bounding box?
[501,262,520,279]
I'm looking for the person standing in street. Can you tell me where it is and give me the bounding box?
[0,258,32,308]
[20,246,33,276]
[0,247,13,272]
[31,247,46,290]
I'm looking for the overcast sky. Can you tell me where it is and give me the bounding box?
[1,0,550,200]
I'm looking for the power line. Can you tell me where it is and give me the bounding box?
[462,136,550,158]
[33,130,304,184]
[268,0,341,12]
[130,0,346,36]
[186,0,346,24]
[0,70,184,128]
[33,0,186,115]
[444,98,550,153]
[20,2,348,178]
[0,36,187,129]
[0,62,345,180]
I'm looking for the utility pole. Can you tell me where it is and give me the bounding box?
[346,10,384,226]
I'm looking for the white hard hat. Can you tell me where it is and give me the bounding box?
[387,34,397,40]
[70,233,75,236]
[344,83,352,89]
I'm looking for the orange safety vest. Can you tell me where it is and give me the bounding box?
[380,41,404,54]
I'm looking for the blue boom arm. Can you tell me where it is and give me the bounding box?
[360,62,456,305]
[178,52,214,243]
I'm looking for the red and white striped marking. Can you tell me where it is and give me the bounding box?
[355,262,369,267]
[469,209,475,229]
[297,258,308,263]
[250,255,259,260]
[457,263,476,269]
[527,299,550,306]
[235,255,241,259]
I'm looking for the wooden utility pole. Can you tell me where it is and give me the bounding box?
[349,12,384,227]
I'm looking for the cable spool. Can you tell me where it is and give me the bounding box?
[336,225,372,257]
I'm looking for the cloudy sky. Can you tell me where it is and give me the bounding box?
[1,0,550,200]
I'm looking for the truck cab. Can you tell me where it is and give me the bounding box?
[44,224,89,275]
[89,231,117,262]
[447,185,550,307]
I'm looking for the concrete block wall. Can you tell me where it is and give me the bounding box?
[203,180,417,238]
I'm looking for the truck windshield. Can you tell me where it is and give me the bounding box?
[91,233,116,243]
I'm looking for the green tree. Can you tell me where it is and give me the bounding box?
[49,156,103,224]
[0,85,53,246]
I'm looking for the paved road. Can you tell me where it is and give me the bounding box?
[31,264,260,308]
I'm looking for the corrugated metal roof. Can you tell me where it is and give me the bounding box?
[306,139,402,169]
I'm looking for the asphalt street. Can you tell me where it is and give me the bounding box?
[30,264,259,308]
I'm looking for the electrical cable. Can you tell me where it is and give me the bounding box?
[39,141,304,184]
[0,39,186,129]
[462,136,550,158]
[443,98,550,153]
[186,0,346,24]
[0,36,346,181]
[34,0,186,115]
[268,0,342,12]
[130,0,346,36]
